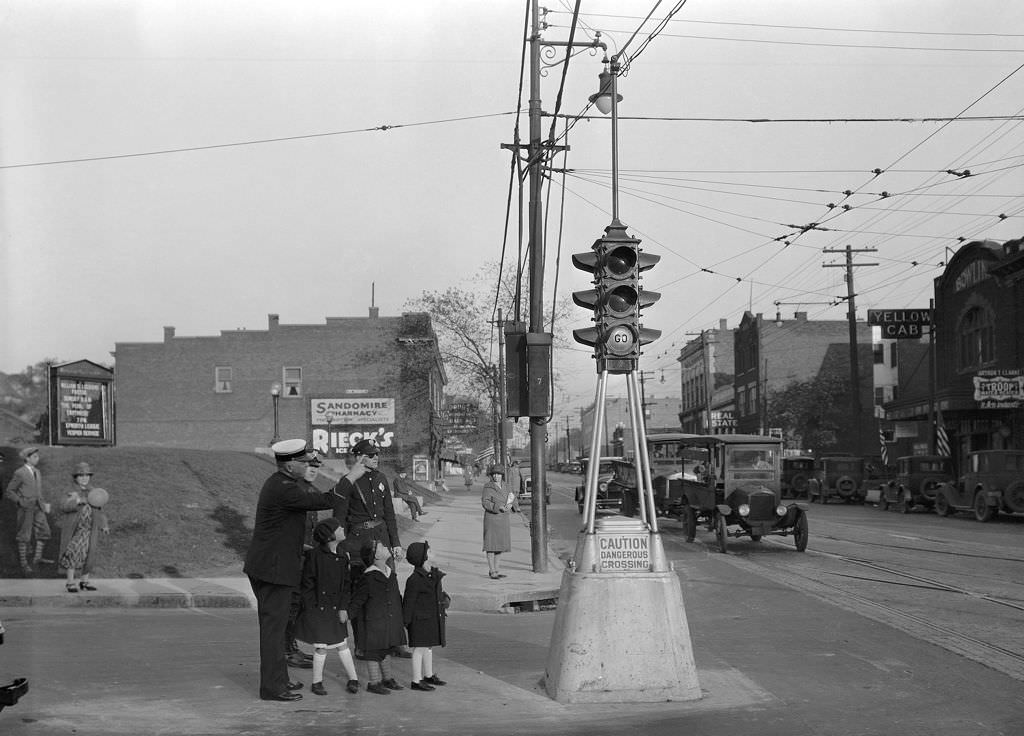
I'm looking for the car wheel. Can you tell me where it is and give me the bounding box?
[973,491,995,522]
[1003,481,1024,514]
[715,512,728,554]
[901,489,913,514]
[683,505,697,543]
[792,474,809,499]
[934,492,952,517]
[793,511,809,552]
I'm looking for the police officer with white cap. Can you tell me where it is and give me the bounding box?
[244,439,335,702]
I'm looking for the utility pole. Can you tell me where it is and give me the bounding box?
[823,246,877,456]
[496,308,508,469]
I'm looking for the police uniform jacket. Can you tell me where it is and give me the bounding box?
[243,471,334,587]
[331,470,400,552]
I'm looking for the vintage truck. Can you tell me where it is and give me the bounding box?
[878,455,955,513]
[933,449,1024,521]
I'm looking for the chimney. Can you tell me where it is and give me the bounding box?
[163,326,175,341]
[369,281,379,318]
[268,314,279,329]
[719,318,728,331]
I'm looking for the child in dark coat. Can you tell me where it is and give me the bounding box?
[402,541,450,691]
[348,540,406,695]
[293,518,359,695]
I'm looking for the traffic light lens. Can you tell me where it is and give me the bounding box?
[606,285,637,315]
[605,325,636,356]
[605,246,636,276]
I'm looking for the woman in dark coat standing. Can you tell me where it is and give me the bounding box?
[348,541,406,694]
[481,464,519,579]
[58,463,109,593]
[402,541,449,691]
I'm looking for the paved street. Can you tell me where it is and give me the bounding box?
[1,480,1022,735]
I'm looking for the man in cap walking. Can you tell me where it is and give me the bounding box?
[4,448,51,576]
[244,439,335,702]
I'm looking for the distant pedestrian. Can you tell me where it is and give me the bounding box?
[348,540,406,695]
[392,469,425,521]
[293,518,359,697]
[402,541,449,691]
[57,462,109,593]
[463,467,473,491]
[243,439,336,703]
[481,464,518,579]
[4,447,51,576]
[506,459,525,497]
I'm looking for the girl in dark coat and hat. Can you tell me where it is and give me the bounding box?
[348,540,406,695]
[58,462,110,593]
[293,518,359,696]
[402,541,450,691]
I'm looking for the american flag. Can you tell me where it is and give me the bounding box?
[935,410,951,457]
[878,425,888,466]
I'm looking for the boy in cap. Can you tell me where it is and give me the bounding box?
[4,448,51,576]
[244,439,336,702]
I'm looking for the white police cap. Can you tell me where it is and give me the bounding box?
[272,439,316,463]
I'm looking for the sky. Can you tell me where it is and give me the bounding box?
[3,0,1023,421]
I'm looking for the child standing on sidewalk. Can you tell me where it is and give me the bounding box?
[293,518,359,696]
[402,541,450,691]
[348,540,406,695]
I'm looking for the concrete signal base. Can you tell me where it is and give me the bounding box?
[544,533,702,703]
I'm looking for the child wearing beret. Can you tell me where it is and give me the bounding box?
[402,541,450,691]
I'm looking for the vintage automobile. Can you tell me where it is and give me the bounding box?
[574,456,624,513]
[518,463,551,505]
[617,433,808,553]
[878,455,955,513]
[807,455,868,504]
[933,449,1024,521]
[781,456,815,499]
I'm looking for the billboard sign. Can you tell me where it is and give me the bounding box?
[867,309,932,339]
[49,361,115,446]
[974,369,1024,409]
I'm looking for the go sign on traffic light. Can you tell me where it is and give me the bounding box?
[572,220,661,374]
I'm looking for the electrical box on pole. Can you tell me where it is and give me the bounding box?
[504,321,528,418]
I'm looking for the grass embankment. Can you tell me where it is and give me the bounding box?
[0,445,423,579]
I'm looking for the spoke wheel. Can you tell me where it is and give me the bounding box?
[974,491,995,522]
[715,512,728,554]
[793,511,809,552]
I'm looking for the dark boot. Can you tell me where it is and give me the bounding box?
[17,543,31,575]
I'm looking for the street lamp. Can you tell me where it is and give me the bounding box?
[324,411,336,458]
[270,383,281,445]
[588,58,623,220]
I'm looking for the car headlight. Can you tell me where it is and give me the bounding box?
[599,481,608,492]
[738,503,750,517]
[776,504,788,516]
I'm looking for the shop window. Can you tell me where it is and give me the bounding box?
[215,366,233,393]
[957,307,995,370]
[283,367,302,397]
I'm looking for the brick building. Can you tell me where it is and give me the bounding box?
[112,311,447,478]
[885,237,1024,464]
[678,319,736,434]
[734,310,874,452]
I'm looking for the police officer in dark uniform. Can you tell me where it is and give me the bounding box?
[331,438,403,566]
[244,439,335,702]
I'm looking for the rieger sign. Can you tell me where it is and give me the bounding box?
[867,308,932,339]
[974,369,1024,409]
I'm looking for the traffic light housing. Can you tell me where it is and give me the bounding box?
[572,220,661,374]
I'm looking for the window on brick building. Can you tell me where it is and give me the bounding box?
[283,367,303,397]
[890,342,898,368]
[874,387,884,406]
[215,366,233,393]
[957,306,994,370]
[873,343,884,364]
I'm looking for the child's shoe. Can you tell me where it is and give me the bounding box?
[346,679,360,694]
[411,680,435,691]
[423,674,447,686]
[310,682,327,696]
[366,681,389,695]
[382,678,405,690]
